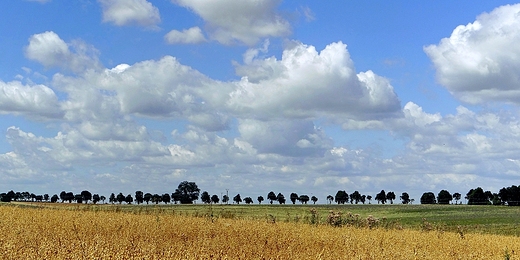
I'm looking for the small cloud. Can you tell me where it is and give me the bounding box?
[164,27,207,44]
[99,0,161,28]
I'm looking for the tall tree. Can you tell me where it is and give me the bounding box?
[437,190,453,204]
[367,195,372,204]
[386,191,396,204]
[244,197,253,204]
[135,191,144,205]
[277,193,286,204]
[109,193,116,204]
[420,192,436,204]
[116,193,125,204]
[326,195,334,204]
[334,190,348,204]
[267,191,277,204]
[162,193,171,204]
[233,194,242,204]
[81,190,92,204]
[452,192,462,204]
[175,181,200,204]
[299,195,310,204]
[290,193,299,204]
[400,192,411,204]
[257,196,264,204]
[375,190,386,204]
[211,194,220,204]
[152,194,162,204]
[222,195,229,204]
[125,194,133,204]
[311,196,318,204]
[351,191,362,204]
[201,191,211,204]
[466,187,490,205]
[144,193,152,204]
[92,194,100,204]
[51,194,59,203]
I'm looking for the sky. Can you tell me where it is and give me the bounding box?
[1,0,520,203]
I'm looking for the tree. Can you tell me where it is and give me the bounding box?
[211,194,220,204]
[144,193,152,204]
[135,191,144,205]
[244,197,253,204]
[222,195,229,204]
[299,195,310,204]
[420,192,436,204]
[162,193,171,204]
[171,191,181,204]
[109,193,116,204]
[334,190,348,204]
[116,193,125,204]
[267,191,277,204]
[386,191,396,204]
[175,181,200,204]
[51,194,59,203]
[233,194,242,204]
[81,190,92,204]
[466,187,490,205]
[375,190,386,204]
[290,193,299,204]
[257,196,264,204]
[92,194,100,204]
[152,194,162,204]
[44,194,49,202]
[400,192,411,204]
[311,196,318,204]
[125,194,133,204]
[100,195,106,204]
[367,195,372,204]
[74,194,83,204]
[437,190,453,204]
[201,191,211,204]
[499,185,520,206]
[360,195,366,204]
[350,191,362,204]
[277,193,286,204]
[326,195,334,204]
[453,192,462,204]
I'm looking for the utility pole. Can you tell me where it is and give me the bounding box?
[226,189,229,205]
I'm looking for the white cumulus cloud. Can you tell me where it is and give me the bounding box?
[99,0,161,27]
[25,31,101,74]
[229,41,401,120]
[425,4,520,104]
[174,0,290,45]
[0,80,62,118]
[165,27,207,44]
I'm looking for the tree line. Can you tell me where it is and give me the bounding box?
[1,181,520,206]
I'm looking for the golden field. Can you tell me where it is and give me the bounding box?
[0,204,518,259]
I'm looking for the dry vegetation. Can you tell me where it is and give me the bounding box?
[0,204,518,259]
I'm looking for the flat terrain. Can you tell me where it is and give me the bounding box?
[13,201,520,236]
[1,203,520,259]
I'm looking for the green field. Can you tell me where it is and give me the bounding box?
[17,202,520,237]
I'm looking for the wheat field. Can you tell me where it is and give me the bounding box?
[0,205,518,259]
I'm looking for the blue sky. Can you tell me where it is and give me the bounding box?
[1,0,520,202]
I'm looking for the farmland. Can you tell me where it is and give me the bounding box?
[1,203,519,259]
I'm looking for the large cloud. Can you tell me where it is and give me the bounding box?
[0,80,62,118]
[229,41,401,120]
[53,56,233,131]
[425,4,520,104]
[25,31,101,74]
[99,0,160,28]
[174,0,290,45]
